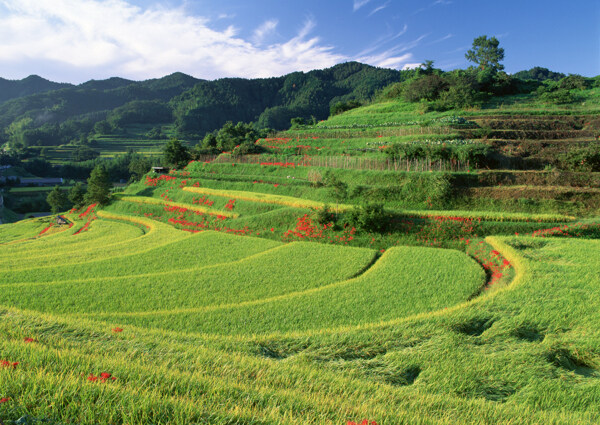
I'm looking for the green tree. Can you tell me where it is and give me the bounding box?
[419,60,435,75]
[163,138,191,168]
[46,185,67,214]
[465,35,505,72]
[68,182,86,209]
[128,156,152,181]
[84,165,112,206]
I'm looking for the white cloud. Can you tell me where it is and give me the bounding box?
[252,19,278,45]
[0,0,346,82]
[359,52,415,69]
[368,1,390,17]
[353,0,372,11]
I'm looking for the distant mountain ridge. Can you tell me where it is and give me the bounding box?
[0,62,405,148]
[0,75,73,104]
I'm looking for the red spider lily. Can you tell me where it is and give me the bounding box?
[79,204,97,218]
[23,337,37,343]
[100,372,117,382]
[225,199,236,210]
[73,221,92,235]
[0,398,10,403]
[348,420,377,425]
[112,327,123,333]
[0,360,18,369]
[38,223,54,236]
[87,373,117,383]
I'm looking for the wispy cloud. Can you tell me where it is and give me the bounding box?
[356,34,428,69]
[430,33,453,44]
[252,19,278,45]
[353,0,373,12]
[368,1,390,17]
[413,0,453,15]
[0,0,345,82]
[356,24,408,57]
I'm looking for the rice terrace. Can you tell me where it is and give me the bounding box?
[1,1,600,424]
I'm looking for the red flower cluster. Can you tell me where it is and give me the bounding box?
[112,327,123,333]
[193,196,214,206]
[348,420,377,425]
[79,203,97,218]
[38,223,54,236]
[225,199,236,210]
[0,397,10,403]
[468,242,512,288]
[529,222,600,238]
[87,372,117,383]
[73,217,96,235]
[283,215,332,240]
[145,174,176,186]
[0,360,18,369]
[259,137,291,144]
[23,337,37,343]
[260,162,297,168]
[415,216,479,247]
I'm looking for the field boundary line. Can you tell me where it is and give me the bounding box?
[1,214,189,272]
[116,195,240,218]
[0,238,286,289]
[71,250,380,318]
[183,186,353,213]
[212,236,530,341]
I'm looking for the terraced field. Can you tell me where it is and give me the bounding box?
[2,203,600,424]
[2,92,600,424]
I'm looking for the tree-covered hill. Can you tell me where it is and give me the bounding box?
[0,62,406,149]
[0,75,72,104]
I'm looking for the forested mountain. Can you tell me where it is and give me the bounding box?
[0,75,72,104]
[0,62,405,149]
[513,67,566,82]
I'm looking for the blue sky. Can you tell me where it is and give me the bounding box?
[0,0,598,83]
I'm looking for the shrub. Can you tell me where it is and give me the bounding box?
[312,204,334,225]
[330,100,362,116]
[349,203,388,233]
[402,74,448,102]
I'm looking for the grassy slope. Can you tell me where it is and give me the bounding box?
[1,87,600,424]
[1,227,599,424]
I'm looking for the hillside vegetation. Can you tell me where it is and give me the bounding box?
[1,62,600,424]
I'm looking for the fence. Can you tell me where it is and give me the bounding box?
[192,154,470,172]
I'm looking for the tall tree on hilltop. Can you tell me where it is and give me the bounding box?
[163,138,190,168]
[46,186,67,214]
[465,35,505,73]
[68,182,86,209]
[84,165,112,206]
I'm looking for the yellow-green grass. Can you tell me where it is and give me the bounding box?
[0,220,145,268]
[0,230,281,284]
[400,209,576,223]
[96,245,484,336]
[114,194,240,218]
[183,186,574,223]
[0,213,189,269]
[0,217,54,244]
[0,239,376,316]
[1,235,600,424]
[183,186,353,212]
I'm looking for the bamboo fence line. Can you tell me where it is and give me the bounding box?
[276,126,456,139]
[193,154,470,172]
